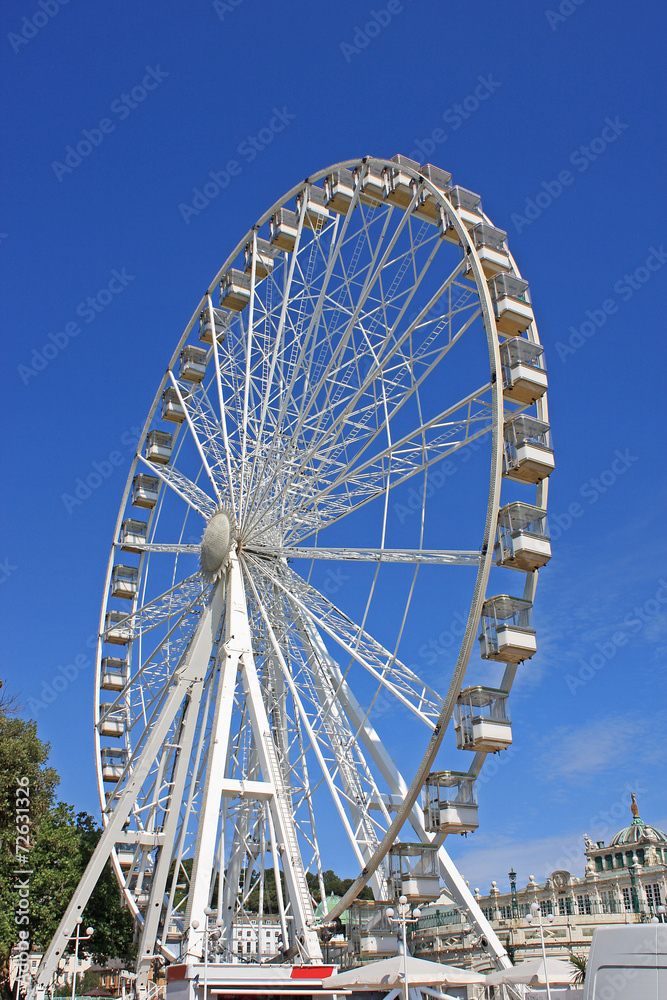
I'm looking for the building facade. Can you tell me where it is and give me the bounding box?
[411,795,667,971]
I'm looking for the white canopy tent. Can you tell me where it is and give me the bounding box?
[322,955,485,990]
[485,956,577,986]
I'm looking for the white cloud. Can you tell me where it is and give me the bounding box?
[536,713,666,779]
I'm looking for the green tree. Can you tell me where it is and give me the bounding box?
[0,709,59,999]
[0,704,134,998]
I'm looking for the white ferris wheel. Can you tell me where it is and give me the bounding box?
[35,156,553,994]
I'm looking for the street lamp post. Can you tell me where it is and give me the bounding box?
[386,897,421,1000]
[190,915,223,1000]
[526,902,554,1000]
[66,921,94,1000]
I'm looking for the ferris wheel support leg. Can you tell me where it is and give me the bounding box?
[435,847,511,969]
[229,554,323,961]
[295,609,511,968]
[30,581,226,1000]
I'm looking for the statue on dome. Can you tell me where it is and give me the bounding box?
[631,792,640,819]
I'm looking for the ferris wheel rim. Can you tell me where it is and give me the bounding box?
[92,157,548,951]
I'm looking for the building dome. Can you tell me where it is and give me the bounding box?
[609,793,667,847]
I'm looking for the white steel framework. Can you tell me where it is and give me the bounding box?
[33,157,550,997]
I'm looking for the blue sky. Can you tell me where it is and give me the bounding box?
[2,0,666,896]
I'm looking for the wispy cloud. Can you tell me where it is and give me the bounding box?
[536,713,666,779]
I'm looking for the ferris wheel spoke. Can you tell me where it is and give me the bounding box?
[246,194,359,507]
[131,543,201,555]
[247,544,480,566]
[242,275,480,538]
[252,384,494,545]
[181,375,239,498]
[137,454,217,519]
[245,190,414,523]
[102,572,207,641]
[246,554,443,727]
[167,373,223,505]
[207,296,239,516]
[242,560,382,878]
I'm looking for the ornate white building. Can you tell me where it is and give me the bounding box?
[411,794,667,971]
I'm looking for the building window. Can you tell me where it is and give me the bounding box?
[595,857,603,872]
[622,887,632,911]
[636,848,645,865]
[615,853,624,868]
[576,894,591,915]
[646,884,662,911]
[605,855,613,870]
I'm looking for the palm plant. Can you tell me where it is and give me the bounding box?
[569,952,587,984]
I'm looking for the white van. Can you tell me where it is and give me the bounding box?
[583,924,667,999]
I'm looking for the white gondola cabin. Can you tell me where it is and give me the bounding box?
[358,163,386,205]
[161,387,185,423]
[198,306,229,344]
[101,747,127,782]
[479,595,536,663]
[244,237,280,279]
[296,185,330,230]
[132,474,159,509]
[100,656,128,689]
[120,519,147,553]
[178,345,207,383]
[104,613,132,645]
[468,224,510,277]
[387,844,441,902]
[270,207,299,251]
[385,154,419,208]
[495,502,551,572]
[99,705,125,737]
[500,336,548,403]
[219,268,251,311]
[441,186,483,241]
[116,848,136,869]
[414,163,451,224]
[324,168,356,214]
[347,903,397,959]
[455,687,512,752]
[145,429,173,465]
[111,565,138,599]
[425,772,478,834]
[489,273,534,336]
[503,413,554,484]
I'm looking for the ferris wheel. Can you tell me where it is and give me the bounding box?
[35,156,552,994]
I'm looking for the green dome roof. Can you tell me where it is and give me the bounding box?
[609,796,667,847]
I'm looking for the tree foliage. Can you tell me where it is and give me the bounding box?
[0,705,134,999]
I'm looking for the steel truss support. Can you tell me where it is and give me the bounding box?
[32,581,227,1000]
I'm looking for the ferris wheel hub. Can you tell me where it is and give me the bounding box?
[200,507,235,582]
